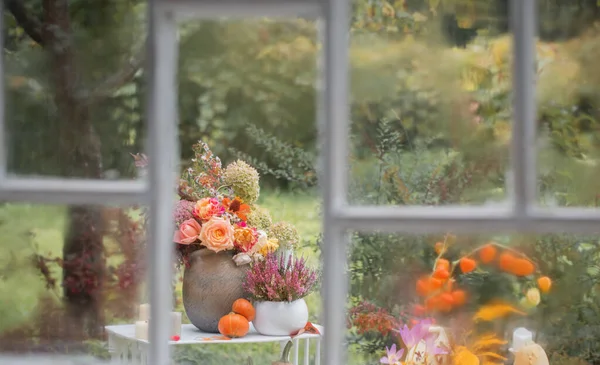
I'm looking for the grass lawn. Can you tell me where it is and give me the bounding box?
[0,188,322,362]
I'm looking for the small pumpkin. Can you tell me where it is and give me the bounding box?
[218,312,249,338]
[232,298,256,321]
[272,340,293,365]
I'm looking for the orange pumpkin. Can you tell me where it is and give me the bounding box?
[218,312,249,338]
[232,298,256,321]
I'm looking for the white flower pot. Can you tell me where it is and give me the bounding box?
[253,299,309,336]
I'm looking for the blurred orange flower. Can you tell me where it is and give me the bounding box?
[223,197,251,221]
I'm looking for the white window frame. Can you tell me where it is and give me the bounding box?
[2,0,598,364]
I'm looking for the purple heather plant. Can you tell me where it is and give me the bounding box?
[243,253,319,302]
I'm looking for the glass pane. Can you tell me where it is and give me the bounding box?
[171,18,320,365]
[4,1,147,180]
[347,231,595,365]
[349,0,510,206]
[174,17,322,365]
[0,202,149,361]
[535,1,600,208]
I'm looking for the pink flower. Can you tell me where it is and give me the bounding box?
[380,344,404,365]
[394,318,444,352]
[174,218,201,244]
[173,200,195,227]
[193,198,225,221]
[243,253,319,302]
[199,217,235,252]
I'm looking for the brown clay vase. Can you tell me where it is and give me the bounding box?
[182,248,248,333]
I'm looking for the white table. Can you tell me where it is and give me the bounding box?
[106,323,323,365]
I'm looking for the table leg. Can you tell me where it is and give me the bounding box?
[315,339,321,365]
[279,340,287,357]
[140,342,149,365]
[293,339,299,365]
[131,342,141,365]
[109,336,129,365]
[303,339,310,365]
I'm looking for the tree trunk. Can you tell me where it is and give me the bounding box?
[42,0,105,340]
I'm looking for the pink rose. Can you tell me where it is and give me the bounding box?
[174,218,201,244]
[199,217,235,252]
[193,198,225,221]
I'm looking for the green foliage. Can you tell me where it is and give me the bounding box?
[228,125,317,190]
[529,235,600,363]
[177,20,318,167]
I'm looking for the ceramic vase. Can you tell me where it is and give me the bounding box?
[253,299,309,336]
[182,249,248,333]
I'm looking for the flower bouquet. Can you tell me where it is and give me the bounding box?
[136,141,303,333]
[243,253,319,335]
[172,141,286,267]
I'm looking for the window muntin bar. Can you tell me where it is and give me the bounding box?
[145,3,179,365]
[0,0,5,181]
[336,206,600,234]
[0,179,147,205]
[510,0,537,216]
[320,0,350,364]
[164,0,321,20]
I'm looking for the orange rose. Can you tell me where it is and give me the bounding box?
[174,219,201,244]
[193,198,225,221]
[199,217,234,252]
[233,227,257,253]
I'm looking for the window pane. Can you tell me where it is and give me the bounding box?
[4,1,147,180]
[0,202,148,360]
[346,231,595,365]
[349,0,511,206]
[173,17,322,364]
[536,2,600,208]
